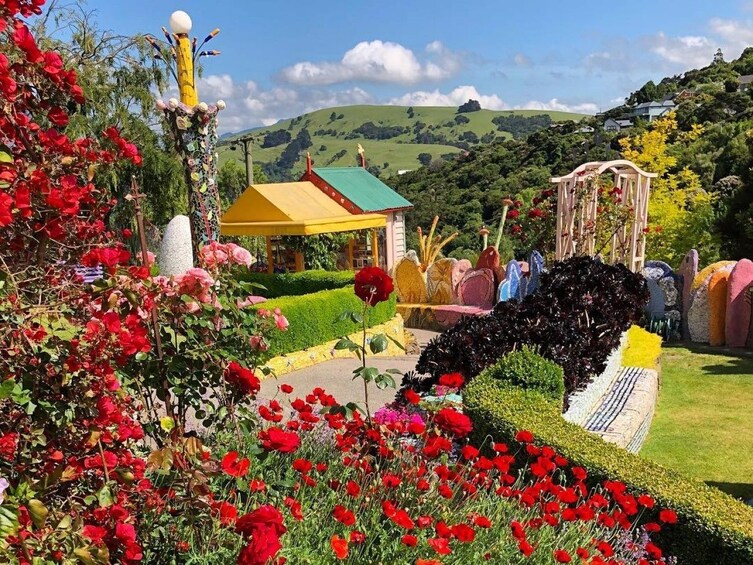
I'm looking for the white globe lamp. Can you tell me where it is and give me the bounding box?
[169,10,192,35]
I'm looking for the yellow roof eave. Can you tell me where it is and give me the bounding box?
[221,213,387,237]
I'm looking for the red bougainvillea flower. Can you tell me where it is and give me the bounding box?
[224,361,260,397]
[259,427,301,453]
[354,266,394,306]
[434,408,473,438]
[221,452,250,477]
[236,505,287,565]
[659,508,678,524]
[438,373,464,388]
[330,535,349,559]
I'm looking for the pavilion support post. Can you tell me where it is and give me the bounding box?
[371,228,379,268]
[347,239,354,270]
[265,236,274,274]
[294,251,305,272]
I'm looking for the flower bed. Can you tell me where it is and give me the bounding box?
[464,376,753,565]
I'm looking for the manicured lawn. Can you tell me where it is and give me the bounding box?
[641,345,753,500]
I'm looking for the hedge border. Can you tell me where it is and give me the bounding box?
[236,270,354,298]
[463,376,753,565]
[251,288,396,359]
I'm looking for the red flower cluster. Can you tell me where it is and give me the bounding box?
[224,361,261,397]
[236,505,287,565]
[354,266,394,306]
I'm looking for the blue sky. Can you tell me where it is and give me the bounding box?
[88,0,753,132]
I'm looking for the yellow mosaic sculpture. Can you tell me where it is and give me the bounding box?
[417,216,458,272]
[394,253,429,304]
[708,269,730,347]
[427,258,456,305]
[691,261,736,293]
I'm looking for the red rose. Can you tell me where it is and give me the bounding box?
[236,505,287,565]
[224,362,260,397]
[354,266,393,306]
[259,427,300,453]
[438,373,464,388]
[434,407,473,438]
[0,432,18,461]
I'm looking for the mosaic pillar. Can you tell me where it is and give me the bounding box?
[159,99,225,252]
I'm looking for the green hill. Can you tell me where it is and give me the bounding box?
[218,105,589,179]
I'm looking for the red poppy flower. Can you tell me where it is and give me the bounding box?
[518,540,534,557]
[401,534,418,547]
[214,501,238,526]
[553,549,572,563]
[659,509,678,524]
[346,480,361,497]
[473,516,491,528]
[391,509,415,530]
[637,494,654,508]
[434,408,472,438]
[404,389,421,405]
[221,452,250,477]
[428,537,452,555]
[515,430,534,443]
[332,505,356,526]
[330,535,348,559]
[450,524,475,542]
[350,531,366,544]
[354,266,394,306]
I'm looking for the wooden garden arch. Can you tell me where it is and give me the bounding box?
[551,160,657,272]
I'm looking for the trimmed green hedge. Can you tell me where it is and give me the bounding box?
[478,346,565,405]
[252,288,397,359]
[464,374,753,565]
[237,270,355,298]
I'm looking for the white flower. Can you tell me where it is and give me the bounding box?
[168,98,179,109]
[216,99,226,110]
[197,102,208,112]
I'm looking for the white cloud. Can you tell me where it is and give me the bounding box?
[279,40,463,85]
[647,33,715,68]
[514,53,532,67]
[188,74,374,133]
[388,86,597,115]
[388,85,508,110]
[516,98,598,114]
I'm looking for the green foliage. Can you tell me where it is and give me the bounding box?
[479,346,565,404]
[464,376,753,565]
[250,288,396,358]
[235,270,355,298]
[491,114,553,139]
[457,99,482,113]
[217,160,267,208]
[261,129,292,148]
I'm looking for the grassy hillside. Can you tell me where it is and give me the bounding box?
[218,105,588,179]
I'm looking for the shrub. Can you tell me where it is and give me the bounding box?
[251,288,396,358]
[479,346,565,405]
[236,270,355,297]
[413,257,648,400]
[622,326,662,369]
[464,375,753,565]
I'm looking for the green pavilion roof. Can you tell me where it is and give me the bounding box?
[312,167,413,213]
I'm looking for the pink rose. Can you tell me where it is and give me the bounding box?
[174,268,215,303]
[226,243,253,267]
[199,241,229,269]
[249,335,269,352]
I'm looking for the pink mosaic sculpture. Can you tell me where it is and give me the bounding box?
[458,268,496,309]
[726,258,753,348]
[678,250,698,339]
[476,246,500,271]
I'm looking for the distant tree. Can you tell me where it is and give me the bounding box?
[724,79,739,93]
[407,106,415,118]
[713,48,725,65]
[217,160,267,208]
[337,113,345,119]
[319,145,327,152]
[329,111,337,122]
[417,152,432,166]
[454,114,470,125]
[262,129,292,148]
[354,121,409,140]
[460,131,479,143]
[457,99,482,113]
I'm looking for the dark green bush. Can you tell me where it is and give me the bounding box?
[237,270,355,298]
[251,288,396,358]
[464,375,753,565]
[479,346,564,405]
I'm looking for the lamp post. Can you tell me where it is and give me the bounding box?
[230,134,255,186]
[168,10,198,106]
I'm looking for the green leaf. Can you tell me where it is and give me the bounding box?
[375,373,397,390]
[56,515,72,530]
[349,311,364,324]
[387,335,406,351]
[0,505,19,539]
[28,499,48,529]
[369,334,388,355]
[73,548,97,565]
[97,486,113,507]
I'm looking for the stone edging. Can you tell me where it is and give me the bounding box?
[260,314,406,377]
